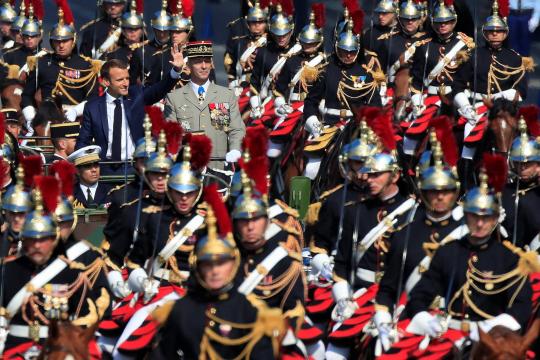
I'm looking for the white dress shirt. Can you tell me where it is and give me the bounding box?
[105,92,135,160]
[189,80,210,101]
[80,182,98,201]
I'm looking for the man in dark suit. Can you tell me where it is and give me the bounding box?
[75,46,185,175]
[68,145,111,209]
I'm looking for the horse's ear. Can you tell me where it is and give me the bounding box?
[482,96,494,110]
[49,320,59,339]
[478,327,497,353]
[521,318,540,354]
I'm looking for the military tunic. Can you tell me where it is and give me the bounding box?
[224,33,264,85]
[406,235,532,328]
[79,17,121,58]
[129,38,168,84]
[3,45,38,68]
[502,182,540,248]
[249,40,292,96]
[376,28,427,76]
[274,50,325,101]
[362,23,394,53]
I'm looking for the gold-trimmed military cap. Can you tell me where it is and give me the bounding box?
[185,40,213,58]
[50,122,80,139]
[67,145,101,166]
[1,108,19,124]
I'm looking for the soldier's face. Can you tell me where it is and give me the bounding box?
[52,39,74,58]
[103,3,125,19]
[349,160,367,184]
[78,162,100,186]
[485,30,507,48]
[146,171,167,194]
[514,161,540,183]
[5,123,20,140]
[301,42,319,55]
[122,27,143,45]
[58,221,73,240]
[0,22,11,37]
[188,57,212,84]
[273,31,292,48]
[64,138,76,156]
[154,29,170,44]
[10,30,21,44]
[432,20,456,37]
[400,18,420,34]
[466,213,498,240]
[170,189,199,214]
[171,30,189,46]
[103,67,130,97]
[424,189,456,215]
[22,34,40,50]
[23,236,56,265]
[199,258,235,291]
[235,216,268,251]
[6,211,25,232]
[247,20,266,36]
[378,12,395,27]
[366,171,399,198]
[336,48,357,65]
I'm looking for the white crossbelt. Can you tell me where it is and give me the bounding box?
[530,233,540,251]
[153,268,190,282]
[427,85,452,95]
[240,35,267,64]
[289,93,304,102]
[356,268,376,283]
[448,318,477,333]
[9,325,48,339]
[388,42,418,83]
[95,27,122,60]
[238,245,289,296]
[260,43,302,99]
[423,37,467,89]
[325,108,353,117]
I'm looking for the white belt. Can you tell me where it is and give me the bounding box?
[356,268,376,283]
[325,108,353,117]
[9,325,48,338]
[427,86,452,95]
[153,268,190,282]
[448,318,477,333]
[289,93,305,102]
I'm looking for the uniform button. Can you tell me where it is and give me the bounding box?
[433,233,439,240]
[210,307,216,314]
[379,262,384,267]
[464,314,469,319]
[209,320,215,326]
[176,220,181,225]
[173,231,178,235]
[467,290,472,295]
[472,255,478,262]
[248,259,254,265]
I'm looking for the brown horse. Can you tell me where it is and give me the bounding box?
[37,321,98,360]
[471,319,540,360]
[485,98,519,155]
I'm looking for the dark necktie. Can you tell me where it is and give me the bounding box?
[86,187,94,204]
[112,98,123,161]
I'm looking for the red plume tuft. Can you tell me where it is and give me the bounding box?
[203,184,232,236]
[242,156,269,196]
[0,112,5,145]
[19,154,43,188]
[518,105,540,138]
[242,126,268,159]
[482,153,508,194]
[163,121,184,156]
[168,0,178,14]
[0,159,9,188]
[311,3,325,28]
[429,116,459,167]
[342,0,358,12]
[351,9,364,35]
[49,160,77,197]
[34,176,60,213]
[260,0,271,9]
[498,0,509,18]
[181,0,194,17]
[189,134,212,171]
[23,0,30,16]
[278,0,294,16]
[355,106,382,125]
[54,0,74,25]
[366,110,396,151]
[145,106,164,137]
[443,0,453,6]
[9,0,15,6]
[135,0,143,13]
[32,0,44,20]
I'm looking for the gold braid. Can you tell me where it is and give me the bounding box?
[487,55,526,97]
[53,66,98,105]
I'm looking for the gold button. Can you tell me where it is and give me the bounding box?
[248,259,254,265]
[379,262,384,267]
[209,320,215,326]
[210,307,216,314]
[176,220,181,225]
[472,255,478,262]
[433,233,439,240]
[464,314,469,319]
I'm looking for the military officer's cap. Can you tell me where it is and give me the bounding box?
[483,0,509,32]
[246,0,267,23]
[185,40,213,58]
[1,108,19,124]
[0,2,16,23]
[151,0,172,31]
[50,122,80,139]
[374,0,396,13]
[431,0,457,23]
[269,3,294,36]
[67,145,101,167]
[121,0,144,29]
[399,0,422,20]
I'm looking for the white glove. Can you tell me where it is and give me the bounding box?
[225,149,241,163]
[249,95,263,119]
[411,93,425,117]
[374,310,395,352]
[22,105,36,123]
[274,96,293,117]
[107,270,131,298]
[492,88,519,101]
[498,206,506,224]
[529,16,540,33]
[469,313,521,341]
[454,92,477,124]
[332,298,357,322]
[64,101,87,122]
[311,253,333,281]
[142,277,160,303]
[305,115,322,137]
[406,311,444,338]
[127,267,149,293]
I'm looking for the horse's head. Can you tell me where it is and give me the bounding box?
[471,320,540,360]
[0,78,24,112]
[487,98,519,155]
[38,320,97,360]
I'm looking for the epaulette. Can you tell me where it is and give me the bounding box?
[151,300,176,326]
[272,218,301,237]
[305,184,344,225]
[455,50,471,66]
[503,240,540,276]
[279,242,302,262]
[412,31,426,39]
[152,49,167,56]
[119,198,139,208]
[522,56,535,72]
[80,55,103,74]
[457,32,475,49]
[79,18,102,32]
[129,39,149,51]
[364,49,379,58]
[0,60,19,79]
[319,184,344,201]
[377,30,400,40]
[107,183,126,196]
[226,17,243,28]
[414,38,432,47]
[2,45,21,55]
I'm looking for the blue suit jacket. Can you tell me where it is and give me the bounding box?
[75,71,178,159]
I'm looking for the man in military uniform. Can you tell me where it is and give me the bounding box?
[2,108,22,143]
[0,1,16,49]
[403,171,532,349]
[0,187,110,357]
[103,0,144,64]
[152,189,284,359]
[129,0,171,85]
[5,2,24,51]
[224,0,267,91]
[21,7,100,134]
[373,129,462,352]
[302,16,383,179]
[362,0,397,53]
[164,41,245,169]
[79,0,126,58]
[47,121,79,164]
[453,0,533,159]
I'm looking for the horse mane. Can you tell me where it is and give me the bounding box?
[488,98,519,120]
[38,321,97,360]
[32,100,64,129]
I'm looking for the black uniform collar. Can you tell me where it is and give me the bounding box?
[424,211,452,227]
[434,31,456,44]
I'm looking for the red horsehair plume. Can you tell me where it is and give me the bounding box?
[413,0,422,4]
[49,160,77,198]
[135,0,143,14]
[181,0,194,17]
[34,176,60,213]
[342,0,359,13]
[518,105,540,137]
[443,0,453,7]
[277,0,294,16]
[355,106,382,125]
[32,0,44,20]
[242,126,268,159]
[241,153,269,197]
[203,184,232,235]
[0,160,9,188]
[23,0,30,16]
[497,0,509,18]
[366,109,396,152]
[311,3,325,28]
[189,134,212,171]
[260,0,271,9]
[429,116,459,167]
[145,106,164,137]
[351,9,365,35]
[168,0,178,14]
[163,121,184,157]
[19,154,43,188]
[9,0,15,6]
[0,112,4,145]
[482,153,508,194]
[54,0,74,25]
